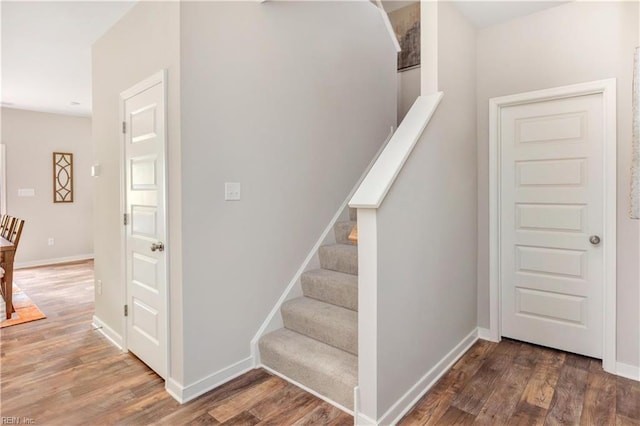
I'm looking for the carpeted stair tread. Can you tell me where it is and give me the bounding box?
[319,244,358,275]
[334,221,357,245]
[301,269,357,311]
[259,328,357,409]
[282,297,357,355]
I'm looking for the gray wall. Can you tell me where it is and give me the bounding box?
[476,1,639,368]
[92,1,184,383]
[376,1,477,413]
[397,67,421,124]
[1,108,93,265]
[180,1,396,385]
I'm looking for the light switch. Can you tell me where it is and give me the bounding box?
[225,182,241,201]
[18,188,35,197]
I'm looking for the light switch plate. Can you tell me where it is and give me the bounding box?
[18,188,35,197]
[225,182,241,201]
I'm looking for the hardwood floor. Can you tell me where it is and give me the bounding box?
[1,261,639,425]
[0,261,351,425]
[399,339,640,425]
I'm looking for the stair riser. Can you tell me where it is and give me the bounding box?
[301,273,357,311]
[282,302,357,355]
[334,221,356,246]
[319,246,358,275]
[259,333,355,409]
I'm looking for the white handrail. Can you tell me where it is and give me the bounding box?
[349,92,444,209]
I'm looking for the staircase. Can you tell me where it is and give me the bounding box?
[259,208,358,410]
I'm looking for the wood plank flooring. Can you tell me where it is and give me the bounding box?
[0,261,352,425]
[1,261,639,425]
[399,339,640,425]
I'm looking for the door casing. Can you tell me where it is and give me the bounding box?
[119,70,171,379]
[488,78,617,373]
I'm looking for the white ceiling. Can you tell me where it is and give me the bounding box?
[1,1,136,117]
[382,0,568,27]
[2,1,568,118]
[452,1,570,28]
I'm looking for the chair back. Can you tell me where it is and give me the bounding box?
[0,215,8,234]
[9,218,24,248]
[1,217,15,240]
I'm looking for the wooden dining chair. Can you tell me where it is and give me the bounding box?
[0,215,8,236]
[9,218,24,248]
[1,217,15,240]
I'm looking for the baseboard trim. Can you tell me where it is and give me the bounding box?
[15,253,94,269]
[168,356,255,404]
[617,361,640,381]
[165,378,186,403]
[249,127,395,364]
[477,327,499,342]
[356,412,378,426]
[370,328,479,426]
[92,315,123,350]
[260,364,353,415]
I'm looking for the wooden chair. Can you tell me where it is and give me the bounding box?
[8,218,24,248]
[0,216,24,319]
[0,215,8,234]
[1,216,15,240]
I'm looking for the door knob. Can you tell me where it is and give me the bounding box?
[589,235,601,245]
[151,242,165,252]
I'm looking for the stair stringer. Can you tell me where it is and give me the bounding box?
[250,126,394,366]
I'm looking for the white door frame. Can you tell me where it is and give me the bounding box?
[488,78,617,373]
[119,70,171,379]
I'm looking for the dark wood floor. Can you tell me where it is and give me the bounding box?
[399,339,640,425]
[0,261,351,425]
[1,261,639,425]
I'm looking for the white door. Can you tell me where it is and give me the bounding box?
[500,93,604,358]
[122,72,167,378]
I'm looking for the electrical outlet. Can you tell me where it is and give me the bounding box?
[47,238,54,246]
[225,182,241,201]
[96,280,102,295]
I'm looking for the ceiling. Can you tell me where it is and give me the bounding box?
[3,1,568,118]
[382,0,568,27]
[1,1,135,117]
[452,1,569,28]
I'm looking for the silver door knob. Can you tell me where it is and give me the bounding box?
[151,242,165,252]
[589,235,601,245]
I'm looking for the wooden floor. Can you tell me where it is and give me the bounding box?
[1,261,639,425]
[0,261,351,425]
[400,339,640,425]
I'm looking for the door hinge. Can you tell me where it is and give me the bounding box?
[123,213,129,226]
[122,121,126,134]
[124,305,128,317]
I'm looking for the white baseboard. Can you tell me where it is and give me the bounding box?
[92,315,123,350]
[356,412,378,426]
[260,364,353,415]
[477,327,500,342]
[359,328,478,426]
[249,127,395,363]
[617,361,640,382]
[167,356,254,404]
[165,378,184,403]
[15,253,94,269]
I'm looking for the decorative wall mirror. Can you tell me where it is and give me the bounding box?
[53,152,73,203]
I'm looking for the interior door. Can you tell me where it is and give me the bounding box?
[123,73,167,378]
[500,93,604,358]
